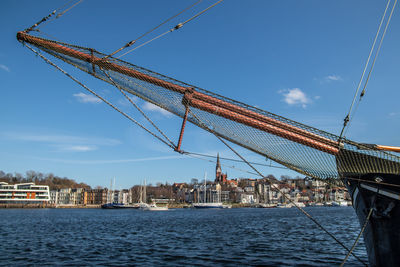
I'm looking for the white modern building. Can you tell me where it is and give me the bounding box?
[0,182,50,203]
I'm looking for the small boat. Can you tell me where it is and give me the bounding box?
[140,203,169,211]
[138,180,169,211]
[102,178,140,209]
[101,203,140,209]
[192,202,224,209]
[292,202,305,208]
[276,203,293,208]
[258,203,277,208]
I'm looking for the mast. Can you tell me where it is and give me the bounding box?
[144,179,147,204]
[108,178,113,204]
[113,177,116,203]
[139,180,143,203]
[204,172,207,203]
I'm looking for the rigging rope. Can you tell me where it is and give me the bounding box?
[25,0,83,33]
[117,0,224,58]
[342,0,397,139]
[56,0,83,19]
[339,0,395,140]
[185,153,261,177]
[24,43,176,150]
[340,207,374,267]
[101,69,177,148]
[340,183,381,266]
[104,0,203,59]
[22,31,400,265]
[183,151,289,169]
[186,109,367,266]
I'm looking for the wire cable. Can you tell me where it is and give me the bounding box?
[342,0,397,138]
[104,0,203,59]
[101,68,177,148]
[117,0,223,58]
[24,43,175,150]
[187,108,367,266]
[25,0,83,33]
[339,0,393,140]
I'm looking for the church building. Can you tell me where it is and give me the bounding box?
[215,153,228,184]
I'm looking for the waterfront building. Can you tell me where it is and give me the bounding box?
[70,188,84,205]
[49,190,59,204]
[83,188,106,205]
[0,182,50,203]
[58,188,71,205]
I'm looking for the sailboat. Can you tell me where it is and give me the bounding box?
[139,179,169,211]
[101,178,139,209]
[192,172,229,209]
[16,1,399,266]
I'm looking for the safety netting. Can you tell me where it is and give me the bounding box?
[17,32,400,180]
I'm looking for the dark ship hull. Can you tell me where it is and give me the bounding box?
[343,174,400,267]
[101,203,140,209]
[338,150,400,266]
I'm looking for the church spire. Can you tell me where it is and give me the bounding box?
[216,153,222,182]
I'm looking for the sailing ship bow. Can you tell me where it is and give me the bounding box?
[16,31,400,181]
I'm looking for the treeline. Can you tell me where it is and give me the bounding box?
[0,170,91,190]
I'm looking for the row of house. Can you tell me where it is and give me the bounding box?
[50,188,132,205]
[173,177,350,205]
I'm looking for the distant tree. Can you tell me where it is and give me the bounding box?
[191,178,198,185]
[26,170,37,182]
[14,173,23,180]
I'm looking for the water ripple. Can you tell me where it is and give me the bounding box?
[0,207,367,266]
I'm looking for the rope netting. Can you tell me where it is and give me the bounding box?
[17,32,400,181]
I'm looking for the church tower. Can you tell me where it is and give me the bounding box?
[215,153,227,183]
[216,153,222,182]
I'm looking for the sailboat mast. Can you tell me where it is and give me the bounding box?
[109,178,112,203]
[139,180,143,203]
[204,172,207,203]
[144,179,147,204]
[113,177,116,203]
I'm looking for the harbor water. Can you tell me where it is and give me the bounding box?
[0,207,367,266]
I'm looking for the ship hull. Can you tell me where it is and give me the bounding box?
[343,173,400,267]
[192,203,224,209]
[101,203,140,209]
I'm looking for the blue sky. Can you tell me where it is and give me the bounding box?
[1,0,399,188]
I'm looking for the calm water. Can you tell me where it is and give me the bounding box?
[0,207,367,266]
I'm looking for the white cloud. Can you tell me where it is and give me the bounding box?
[59,145,97,152]
[143,102,172,117]
[324,75,342,82]
[34,155,185,164]
[0,64,10,72]
[1,132,120,153]
[389,112,397,117]
[279,88,311,108]
[326,75,342,81]
[73,92,102,104]
[2,132,120,146]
